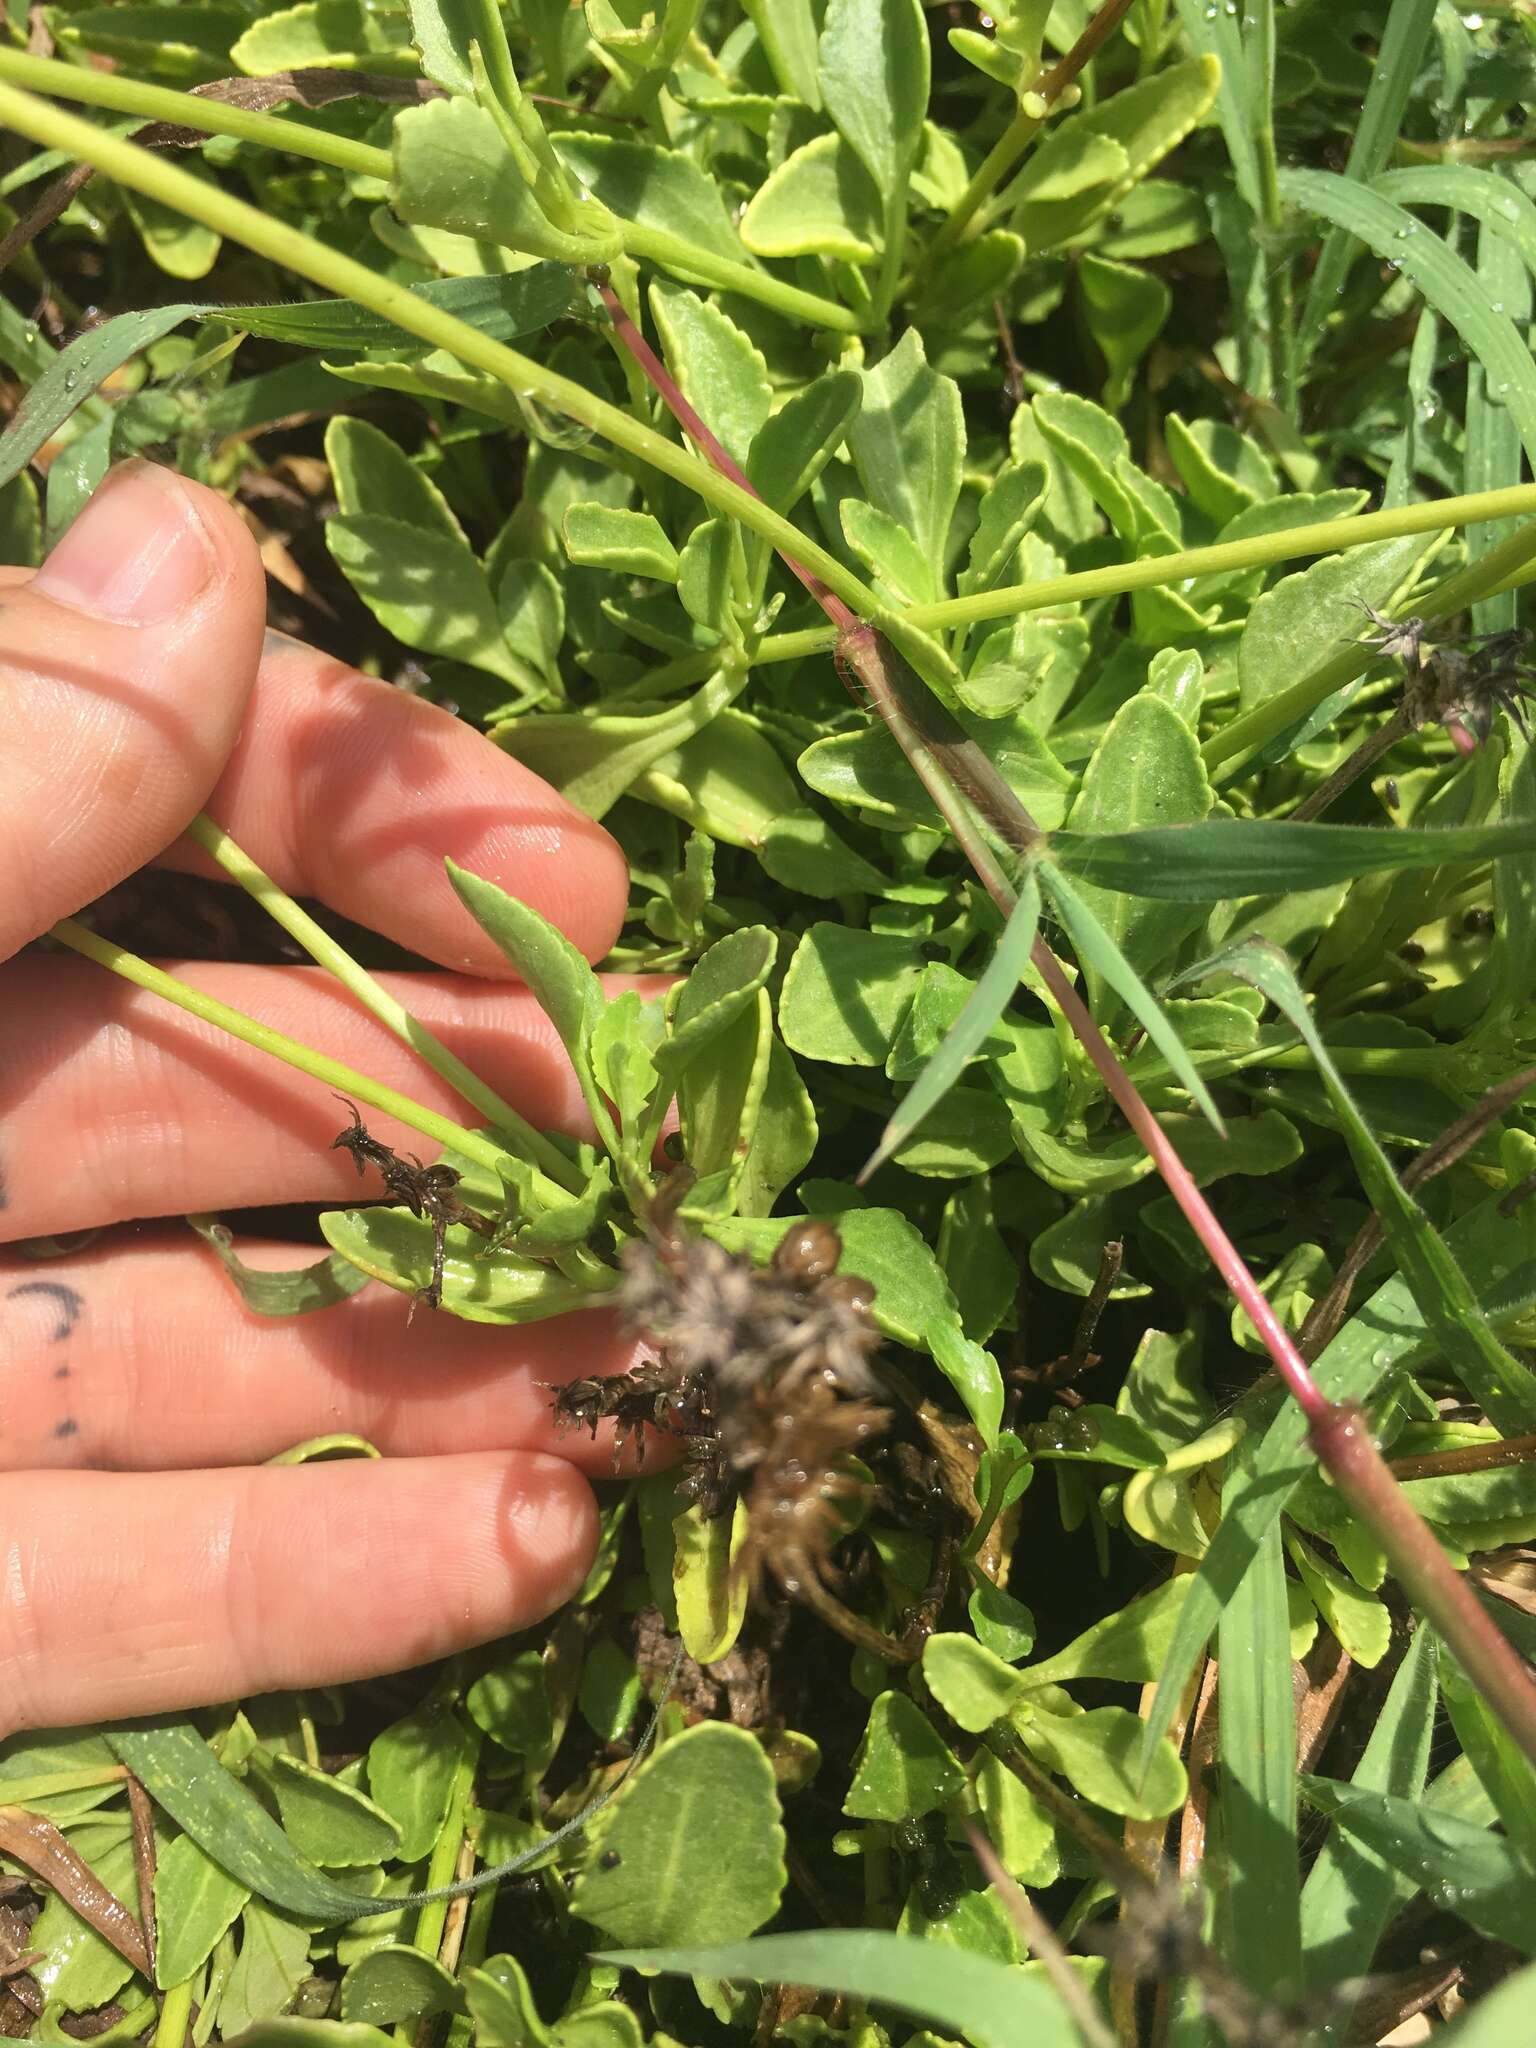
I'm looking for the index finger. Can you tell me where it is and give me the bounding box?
[166,630,629,973]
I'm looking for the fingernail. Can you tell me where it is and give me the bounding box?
[34,462,215,624]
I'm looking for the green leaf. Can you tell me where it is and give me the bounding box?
[1025,1576,1193,1689]
[1139,1191,1536,1775]
[922,1635,1027,1733]
[1217,1450,1301,2003]
[0,303,195,493]
[153,1831,250,1990]
[1061,691,1212,1020]
[739,135,882,264]
[212,271,576,352]
[818,0,929,188]
[1440,1648,1536,1872]
[570,1724,785,1944]
[266,1754,402,1868]
[320,1207,598,1323]
[1236,533,1436,715]
[563,503,680,581]
[498,671,747,824]
[925,1317,1004,1449]
[592,1931,1079,2048]
[799,712,1072,834]
[780,924,925,1066]
[467,1647,553,1759]
[366,1701,477,1866]
[465,1952,645,2048]
[843,1692,964,1819]
[677,989,771,1203]
[232,0,408,71]
[446,860,604,1064]
[391,98,618,264]
[1281,168,1536,467]
[1079,253,1171,413]
[1287,1532,1392,1668]
[189,1218,371,1316]
[1437,1962,1536,2046]
[221,2026,394,2048]
[633,704,802,849]
[746,372,863,514]
[672,1500,750,1665]
[326,415,466,545]
[1049,815,1536,900]
[865,875,1039,1181]
[216,1901,312,2038]
[736,1038,819,1219]
[1195,939,1536,1436]
[849,330,964,577]
[326,517,527,685]
[105,1724,404,1923]
[650,282,771,470]
[1037,861,1224,1133]
[340,1946,467,2026]
[554,134,755,268]
[1298,1778,1536,1954]
[1023,1706,1187,1821]
[967,1581,1037,1665]
[657,926,777,1080]
[403,0,476,93]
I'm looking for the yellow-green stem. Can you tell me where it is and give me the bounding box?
[0,79,876,615]
[152,1980,193,2048]
[184,814,582,1194]
[51,918,509,1176]
[0,52,859,333]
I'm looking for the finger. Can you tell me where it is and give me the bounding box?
[0,1453,597,1739]
[0,957,667,1239]
[0,1230,654,1476]
[166,629,628,972]
[0,463,265,961]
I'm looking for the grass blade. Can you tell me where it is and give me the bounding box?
[859,871,1040,1182]
[1297,1778,1536,1954]
[1191,938,1536,1435]
[1373,165,1536,287]
[1048,816,1536,898]
[1215,1449,1302,2004]
[1295,0,1439,357]
[1300,1627,1437,2035]
[1281,167,1536,466]
[0,303,196,491]
[1139,1190,1536,1772]
[592,1931,1082,2048]
[1038,861,1224,1133]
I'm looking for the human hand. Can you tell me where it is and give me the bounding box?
[0,462,651,1738]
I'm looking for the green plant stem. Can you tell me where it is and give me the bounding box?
[915,0,1139,276]
[0,79,877,616]
[50,918,510,1177]
[1316,1403,1536,1766]
[1203,514,1536,778]
[0,52,859,335]
[0,47,393,177]
[184,814,584,1194]
[152,1979,193,2048]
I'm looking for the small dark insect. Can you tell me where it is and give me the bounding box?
[330,1098,493,1312]
[1355,599,1429,671]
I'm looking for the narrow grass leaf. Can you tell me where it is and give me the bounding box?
[1300,1626,1437,2030]
[1038,861,1224,1133]
[861,871,1039,1181]
[0,303,194,491]
[593,1931,1080,2048]
[1216,1446,1302,2003]
[1296,0,1440,354]
[1139,1191,1536,1775]
[1373,166,1536,287]
[1298,1778,1536,1954]
[1193,938,1536,1434]
[1048,816,1536,898]
[1280,169,1536,465]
